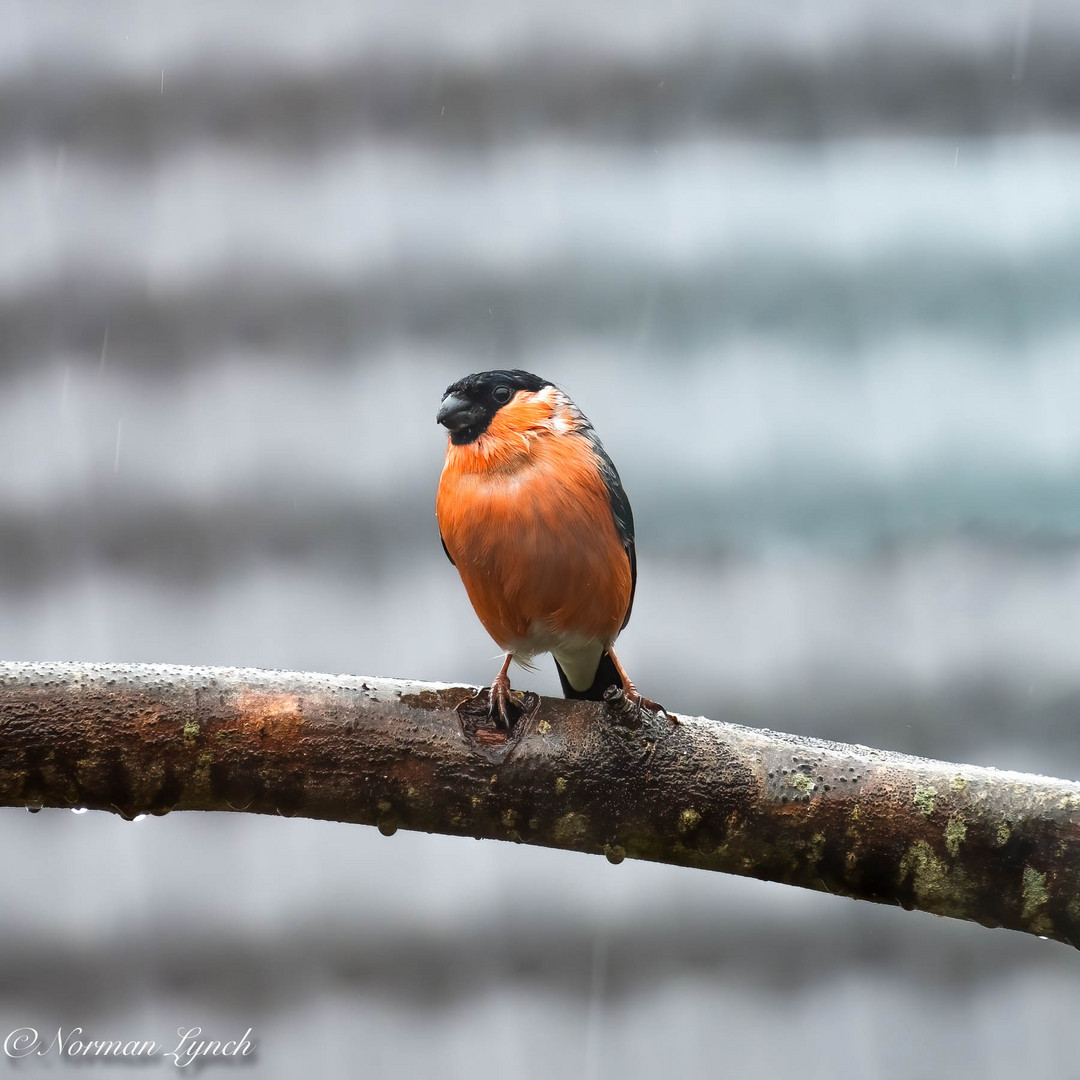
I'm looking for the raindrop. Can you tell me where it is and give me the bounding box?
[583,933,608,1080]
[25,805,42,814]
[71,807,89,815]
[52,145,66,190]
[1012,0,1032,81]
[132,814,148,823]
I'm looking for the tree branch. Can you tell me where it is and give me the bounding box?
[1,661,1077,947]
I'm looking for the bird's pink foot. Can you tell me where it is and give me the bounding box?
[603,682,678,726]
[603,649,677,725]
[624,687,668,715]
[488,671,523,730]
[457,665,538,742]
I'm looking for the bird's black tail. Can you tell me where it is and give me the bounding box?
[554,651,623,701]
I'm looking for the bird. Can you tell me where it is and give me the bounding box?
[435,369,661,729]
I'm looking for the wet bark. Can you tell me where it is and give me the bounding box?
[1,661,1078,947]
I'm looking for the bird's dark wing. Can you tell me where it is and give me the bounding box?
[440,532,455,566]
[583,429,636,629]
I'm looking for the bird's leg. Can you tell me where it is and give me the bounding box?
[488,652,518,730]
[607,649,673,720]
[456,653,537,741]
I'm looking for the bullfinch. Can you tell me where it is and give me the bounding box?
[436,369,661,728]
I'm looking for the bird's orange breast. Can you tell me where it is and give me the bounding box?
[436,426,632,653]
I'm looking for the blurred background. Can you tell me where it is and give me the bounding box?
[2,0,1079,1075]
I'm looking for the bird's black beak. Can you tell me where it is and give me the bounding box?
[437,393,477,433]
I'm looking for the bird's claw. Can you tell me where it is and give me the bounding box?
[488,676,526,730]
[603,684,678,727]
[625,689,667,715]
[457,679,538,743]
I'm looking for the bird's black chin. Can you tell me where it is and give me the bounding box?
[448,425,488,445]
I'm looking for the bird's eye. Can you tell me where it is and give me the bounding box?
[492,385,513,404]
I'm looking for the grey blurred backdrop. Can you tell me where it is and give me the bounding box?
[2,1,1079,1076]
